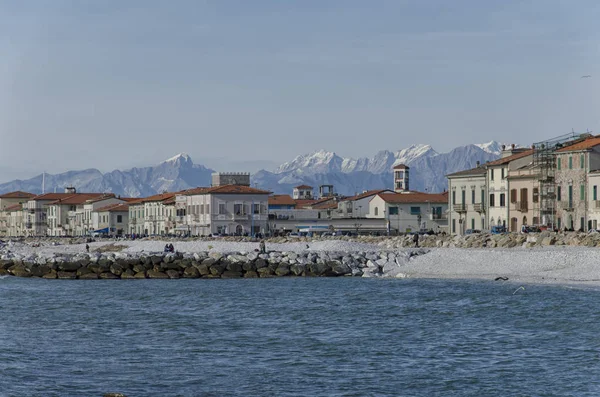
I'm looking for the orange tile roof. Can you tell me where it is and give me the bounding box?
[294,185,313,189]
[344,189,393,202]
[32,193,84,201]
[47,194,107,205]
[141,192,177,203]
[95,203,130,212]
[162,197,176,205]
[294,199,319,208]
[556,136,600,153]
[183,185,271,195]
[0,191,36,199]
[268,195,296,206]
[374,192,448,204]
[119,197,139,202]
[84,194,117,203]
[4,204,23,211]
[393,164,409,169]
[485,149,534,166]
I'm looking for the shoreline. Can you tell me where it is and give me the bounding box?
[2,237,600,286]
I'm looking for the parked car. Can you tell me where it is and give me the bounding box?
[491,225,506,234]
[465,229,481,235]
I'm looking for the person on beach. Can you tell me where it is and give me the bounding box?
[413,233,419,248]
[259,240,266,253]
[85,244,89,253]
[169,243,174,253]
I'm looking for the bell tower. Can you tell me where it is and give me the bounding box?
[393,164,409,192]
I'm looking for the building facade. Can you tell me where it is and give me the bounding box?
[447,165,487,235]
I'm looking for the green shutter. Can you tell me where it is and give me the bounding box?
[569,156,573,169]
[581,154,584,169]
[557,158,561,170]
[594,186,597,201]
[581,185,585,201]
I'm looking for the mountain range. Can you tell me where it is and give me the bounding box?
[0,142,503,197]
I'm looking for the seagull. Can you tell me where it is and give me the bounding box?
[581,75,592,78]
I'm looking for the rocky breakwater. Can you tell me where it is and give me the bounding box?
[0,249,429,280]
[375,231,600,249]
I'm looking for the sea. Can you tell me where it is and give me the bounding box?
[1,277,599,397]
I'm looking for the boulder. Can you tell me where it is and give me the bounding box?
[243,270,259,278]
[78,272,99,280]
[221,270,243,278]
[57,271,77,279]
[134,271,147,279]
[290,264,305,276]
[330,261,351,276]
[275,264,291,276]
[99,272,119,279]
[110,263,125,276]
[209,263,226,276]
[183,266,200,278]
[226,261,243,273]
[147,270,169,279]
[120,269,136,279]
[42,269,57,279]
[166,269,180,279]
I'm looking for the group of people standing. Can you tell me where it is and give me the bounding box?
[164,243,175,253]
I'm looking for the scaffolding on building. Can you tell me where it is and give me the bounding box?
[532,131,590,229]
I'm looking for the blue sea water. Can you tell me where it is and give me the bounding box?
[1,277,600,397]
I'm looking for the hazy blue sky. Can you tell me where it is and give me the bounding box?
[1,0,599,181]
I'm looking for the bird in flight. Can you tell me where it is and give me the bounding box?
[581,75,592,78]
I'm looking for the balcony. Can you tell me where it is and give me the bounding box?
[430,213,447,220]
[561,201,574,211]
[473,203,485,213]
[453,204,466,213]
[515,201,528,212]
[232,213,249,220]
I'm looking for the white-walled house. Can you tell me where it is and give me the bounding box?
[447,165,487,235]
[179,185,271,236]
[485,148,533,231]
[0,191,35,236]
[335,189,394,219]
[94,203,129,236]
[368,191,448,234]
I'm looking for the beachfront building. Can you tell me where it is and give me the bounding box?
[506,162,541,232]
[94,203,130,236]
[446,164,487,235]
[128,199,145,236]
[334,190,394,219]
[587,171,600,230]
[368,191,448,234]
[2,204,26,237]
[485,147,533,232]
[46,193,108,236]
[0,191,35,236]
[292,185,313,200]
[139,193,178,236]
[554,136,600,231]
[178,185,270,236]
[393,164,410,192]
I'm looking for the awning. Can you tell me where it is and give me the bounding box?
[92,227,109,234]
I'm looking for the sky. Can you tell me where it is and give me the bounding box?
[1,0,599,181]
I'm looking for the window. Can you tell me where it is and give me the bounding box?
[219,203,226,214]
[500,193,505,207]
[594,186,597,201]
[557,217,561,229]
[580,185,585,201]
[234,203,243,215]
[206,204,210,214]
[501,168,505,179]
[489,194,495,207]
[557,185,561,201]
[452,219,456,233]
[374,207,379,216]
[253,203,260,214]
[557,158,561,170]
[471,189,475,204]
[533,188,539,203]
[580,154,584,169]
[510,189,517,203]
[452,191,456,205]
[481,189,485,206]
[200,204,204,214]
[410,207,421,215]
[569,156,573,169]
[388,207,398,215]
[491,169,494,181]
[116,215,121,223]
[520,188,528,203]
[471,219,475,230]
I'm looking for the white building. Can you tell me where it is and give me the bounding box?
[178,185,270,236]
[368,191,448,234]
[446,164,487,235]
[292,185,313,200]
[94,203,130,236]
[393,164,410,192]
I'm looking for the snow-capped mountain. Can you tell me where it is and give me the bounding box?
[252,142,502,195]
[0,142,503,198]
[0,154,215,197]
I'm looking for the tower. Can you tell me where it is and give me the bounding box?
[393,164,409,192]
